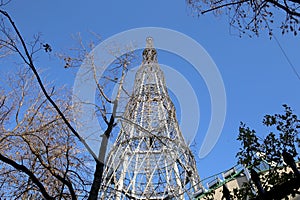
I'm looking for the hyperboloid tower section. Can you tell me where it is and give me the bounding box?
[100,37,202,199]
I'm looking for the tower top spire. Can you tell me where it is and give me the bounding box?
[146,36,154,48]
[142,36,157,64]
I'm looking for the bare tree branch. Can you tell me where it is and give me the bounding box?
[0,153,54,200]
[201,0,250,14]
[0,9,98,162]
[268,0,300,17]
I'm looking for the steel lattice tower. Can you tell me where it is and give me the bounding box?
[100,37,202,199]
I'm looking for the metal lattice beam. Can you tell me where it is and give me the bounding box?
[100,37,202,200]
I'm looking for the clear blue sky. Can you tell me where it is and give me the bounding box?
[3,1,300,179]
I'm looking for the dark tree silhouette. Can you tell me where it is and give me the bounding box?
[234,105,300,199]
[187,0,300,36]
[0,3,134,199]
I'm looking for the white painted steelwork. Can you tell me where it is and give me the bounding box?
[100,37,201,199]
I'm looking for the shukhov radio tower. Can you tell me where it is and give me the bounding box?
[100,37,202,199]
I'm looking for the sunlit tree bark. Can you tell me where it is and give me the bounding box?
[0,4,135,199]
